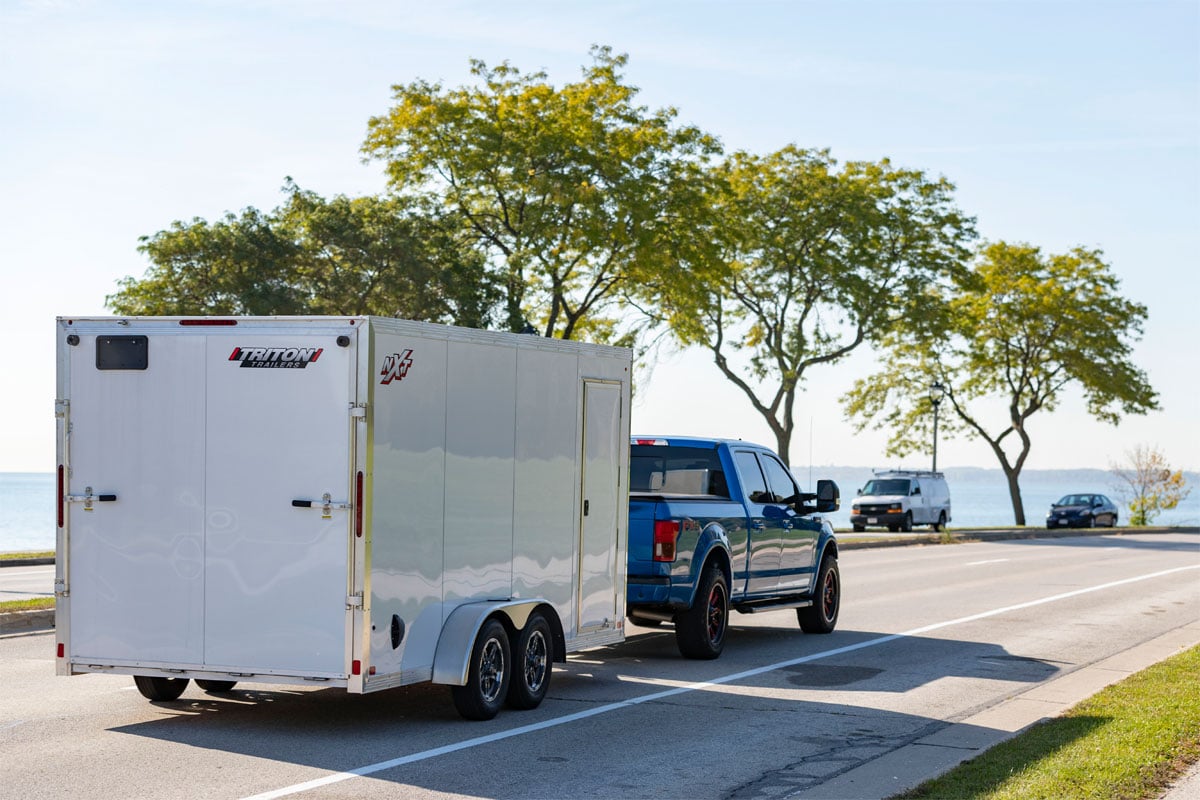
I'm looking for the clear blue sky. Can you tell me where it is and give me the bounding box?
[1,0,1196,473]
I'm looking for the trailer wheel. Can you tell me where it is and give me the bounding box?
[133,676,189,701]
[507,612,552,710]
[674,563,728,660]
[797,556,840,634]
[451,618,511,721]
[195,680,238,694]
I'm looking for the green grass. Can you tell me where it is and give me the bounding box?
[0,550,55,560]
[894,644,1200,800]
[0,597,54,613]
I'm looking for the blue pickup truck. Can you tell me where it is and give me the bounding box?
[626,437,841,659]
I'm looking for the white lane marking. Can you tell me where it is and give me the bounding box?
[241,563,1200,800]
[965,558,1011,566]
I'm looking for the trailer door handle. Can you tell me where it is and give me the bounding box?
[292,493,350,519]
[583,499,590,516]
[65,487,117,511]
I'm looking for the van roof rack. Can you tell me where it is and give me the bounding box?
[872,469,945,478]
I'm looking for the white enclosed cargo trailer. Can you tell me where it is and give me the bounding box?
[54,316,631,719]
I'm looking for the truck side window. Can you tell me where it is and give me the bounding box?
[760,455,799,505]
[734,451,770,505]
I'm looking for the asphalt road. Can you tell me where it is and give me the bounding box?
[0,564,54,601]
[2,532,1198,800]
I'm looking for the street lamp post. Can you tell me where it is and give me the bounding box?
[928,381,945,472]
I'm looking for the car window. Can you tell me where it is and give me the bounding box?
[759,455,798,505]
[863,479,911,495]
[734,451,771,505]
[630,445,730,497]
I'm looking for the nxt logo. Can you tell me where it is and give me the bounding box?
[380,350,414,385]
[228,346,323,369]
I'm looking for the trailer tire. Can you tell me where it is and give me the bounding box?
[195,680,238,694]
[674,563,728,660]
[451,618,511,721]
[507,612,552,710]
[133,675,189,701]
[797,556,840,634]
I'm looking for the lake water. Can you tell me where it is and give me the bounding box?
[2,469,1197,553]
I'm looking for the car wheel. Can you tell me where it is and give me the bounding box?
[506,611,552,710]
[797,557,840,634]
[932,512,946,532]
[1088,516,1096,528]
[901,512,913,532]
[133,676,189,701]
[674,563,728,660]
[451,618,511,720]
[1112,514,1119,527]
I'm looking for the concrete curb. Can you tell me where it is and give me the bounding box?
[0,608,55,635]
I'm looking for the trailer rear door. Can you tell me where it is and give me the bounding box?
[64,327,354,676]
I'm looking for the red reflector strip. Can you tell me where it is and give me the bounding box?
[179,319,237,326]
[57,643,64,658]
[653,520,680,562]
[57,465,64,528]
[352,660,362,675]
[355,471,364,538]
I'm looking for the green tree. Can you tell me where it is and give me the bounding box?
[845,241,1159,524]
[108,183,495,325]
[361,46,718,340]
[647,147,975,464]
[1110,445,1192,526]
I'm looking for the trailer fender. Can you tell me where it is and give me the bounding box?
[431,599,555,687]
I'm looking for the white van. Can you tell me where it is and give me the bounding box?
[850,470,951,532]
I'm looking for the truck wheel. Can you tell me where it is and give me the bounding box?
[507,612,552,710]
[674,563,728,660]
[451,618,511,720]
[797,557,840,634]
[195,680,238,694]
[901,512,913,532]
[932,512,946,532]
[133,675,189,701]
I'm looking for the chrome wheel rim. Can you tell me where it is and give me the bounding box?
[523,629,548,693]
[479,637,505,703]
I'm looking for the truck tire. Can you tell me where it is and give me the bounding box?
[797,556,840,634]
[451,618,511,721]
[507,612,552,710]
[195,680,238,694]
[133,675,189,701]
[901,512,913,532]
[933,512,946,532]
[674,563,728,660]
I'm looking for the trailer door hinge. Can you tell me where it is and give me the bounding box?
[346,594,363,610]
[349,404,367,418]
[55,581,68,598]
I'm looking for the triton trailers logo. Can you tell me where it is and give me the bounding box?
[228,346,323,369]
[379,350,414,385]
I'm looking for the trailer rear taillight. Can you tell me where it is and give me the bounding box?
[178,319,237,326]
[653,520,679,562]
[57,644,64,658]
[355,471,364,537]
[352,659,362,675]
[57,465,64,528]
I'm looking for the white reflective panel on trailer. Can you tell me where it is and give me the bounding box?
[202,333,354,674]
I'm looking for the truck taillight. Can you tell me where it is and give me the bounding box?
[653,520,679,562]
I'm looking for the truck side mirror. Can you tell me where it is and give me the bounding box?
[816,479,839,513]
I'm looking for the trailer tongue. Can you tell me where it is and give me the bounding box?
[55,316,631,720]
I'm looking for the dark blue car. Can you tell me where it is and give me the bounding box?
[1046,493,1119,528]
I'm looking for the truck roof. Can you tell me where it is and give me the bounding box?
[631,435,775,452]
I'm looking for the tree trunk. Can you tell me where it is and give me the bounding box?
[1003,466,1026,526]
[774,428,792,469]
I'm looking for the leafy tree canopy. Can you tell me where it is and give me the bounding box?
[107,181,495,325]
[1110,445,1192,526]
[845,241,1159,524]
[361,45,719,340]
[645,146,976,464]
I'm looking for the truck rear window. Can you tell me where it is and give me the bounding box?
[630,446,729,498]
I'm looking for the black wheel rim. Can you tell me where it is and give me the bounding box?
[707,583,727,645]
[523,629,548,693]
[822,570,838,621]
[479,637,505,703]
